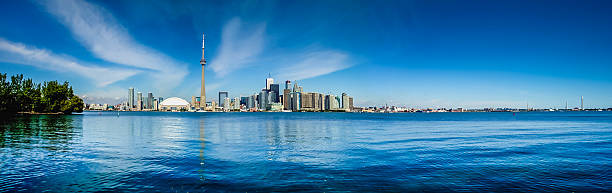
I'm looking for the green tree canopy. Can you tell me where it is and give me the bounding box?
[0,73,83,114]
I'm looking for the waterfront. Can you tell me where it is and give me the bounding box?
[1,112,611,192]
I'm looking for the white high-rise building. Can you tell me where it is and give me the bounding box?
[233,97,240,110]
[342,93,350,111]
[223,97,230,111]
[265,74,274,90]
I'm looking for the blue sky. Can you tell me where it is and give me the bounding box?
[0,0,611,108]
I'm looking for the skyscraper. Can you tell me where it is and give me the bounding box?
[342,93,349,111]
[147,92,153,109]
[325,95,332,110]
[249,95,257,109]
[266,73,273,90]
[233,97,240,110]
[153,99,159,111]
[270,84,280,102]
[285,80,291,90]
[319,94,325,111]
[128,87,134,109]
[200,33,207,109]
[283,88,291,110]
[313,93,321,111]
[137,92,143,110]
[240,97,249,106]
[581,96,584,110]
[292,82,301,111]
[259,89,268,110]
[223,97,230,111]
[300,92,318,111]
[292,92,300,111]
[219,91,228,107]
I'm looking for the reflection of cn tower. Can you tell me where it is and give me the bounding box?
[198,119,206,181]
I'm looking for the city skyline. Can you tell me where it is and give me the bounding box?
[1,0,612,108]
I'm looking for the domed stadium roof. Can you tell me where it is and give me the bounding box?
[160,97,190,106]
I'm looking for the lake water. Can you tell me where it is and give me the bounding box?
[1,111,611,192]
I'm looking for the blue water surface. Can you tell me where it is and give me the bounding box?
[1,111,611,192]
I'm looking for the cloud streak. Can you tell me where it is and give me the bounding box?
[277,50,352,81]
[40,0,188,91]
[0,38,139,86]
[211,18,352,81]
[211,18,265,77]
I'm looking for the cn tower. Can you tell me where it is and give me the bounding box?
[200,33,206,109]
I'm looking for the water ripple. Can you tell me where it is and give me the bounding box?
[0,112,611,192]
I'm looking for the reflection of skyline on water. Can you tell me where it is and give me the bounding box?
[1,111,611,192]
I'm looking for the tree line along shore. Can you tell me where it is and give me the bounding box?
[0,73,83,115]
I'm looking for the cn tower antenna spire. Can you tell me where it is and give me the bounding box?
[201,33,206,63]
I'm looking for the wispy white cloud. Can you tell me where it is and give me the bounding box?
[211,18,352,81]
[277,50,352,81]
[40,0,188,91]
[211,18,265,77]
[0,38,139,86]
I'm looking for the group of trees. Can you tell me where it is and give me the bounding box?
[0,73,84,114]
